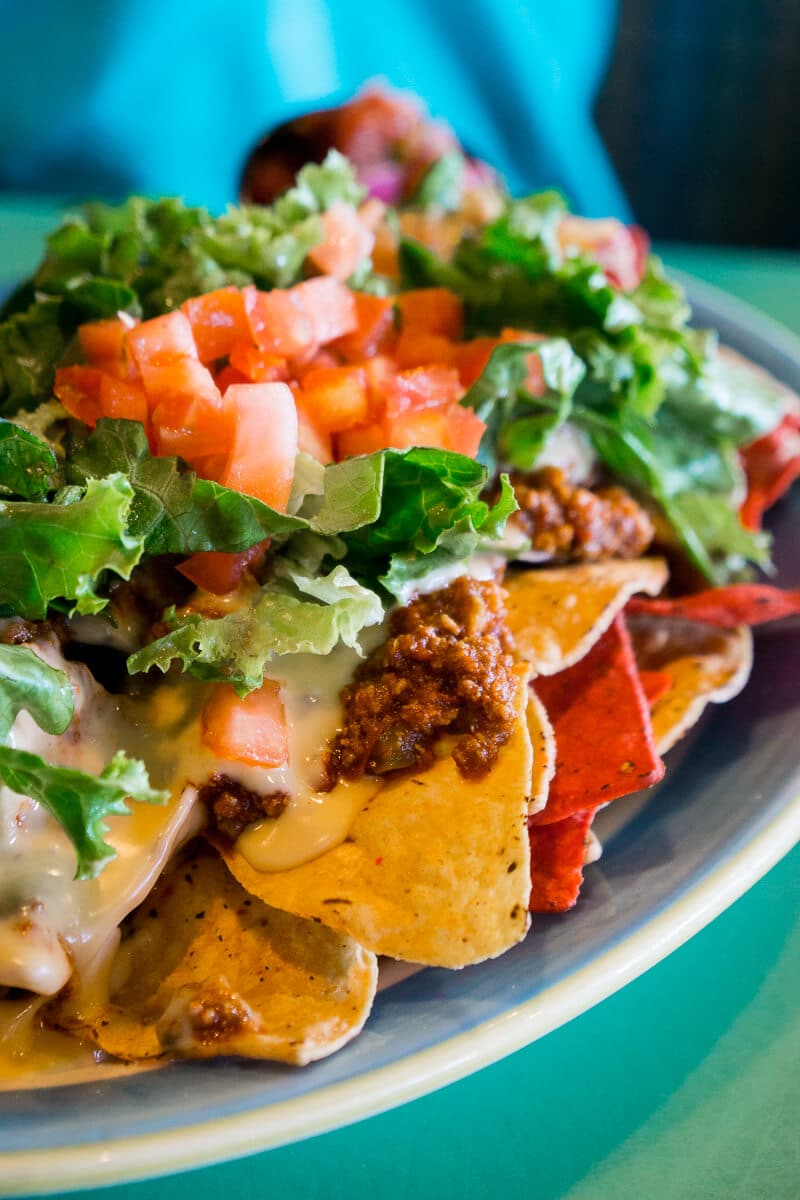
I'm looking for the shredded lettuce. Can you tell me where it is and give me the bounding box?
[128,446,517,688]
[400,189,788,581]
[127,562,384,694]
[0,746,167,879]
[0,643,167,878]
[0,419,59,499]
[68,419,306,555]
[0,152,363,415]
[0,643,74,739]
[0,474,145,619]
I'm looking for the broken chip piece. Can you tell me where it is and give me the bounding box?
[45,845,378,1066]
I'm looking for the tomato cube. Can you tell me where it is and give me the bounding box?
[299,365,369,433]
[382,365,463,419]
[330,292,395,360]
[181,287,250,362]
[396,289,463,339]
[307,201,374,281]
[220,382,298,511]
[53,365,105,426]
[78,316,136,364]
[335,422,390,459]
[244,286,317,358]
[291,277,358,344]
[126,310,198,371]
[98,375,149,426]
[201,680,288,768]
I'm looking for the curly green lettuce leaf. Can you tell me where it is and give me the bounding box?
[460,339,585,472]
[128,563,384,694]
[577,407,768,583]
[68,419,306,554]
[0,474,145,619]
[0,153,363,413]
[410,152,468,212]
[0,644,74,739]
[0,419,59,498]
[0,296,67,415]
[0,746,167,879]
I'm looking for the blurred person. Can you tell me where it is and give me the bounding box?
[0,0,630,217]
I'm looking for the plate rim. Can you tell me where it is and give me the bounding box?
[3,792,799,1196]
[3,270,800,1195]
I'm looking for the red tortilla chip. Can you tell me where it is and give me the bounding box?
[530,615,664,826]
[528,809,595,912]
[628,584,800,629]
[638,668,673,708]
[740,414,800,530]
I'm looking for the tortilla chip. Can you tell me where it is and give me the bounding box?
[527,686,556,816]
[638,668,673,708]
[45,846,378,1065]
[530,615,664,826]
[628,613,753,754]
[628,583,800,628]
[528,809,596,912]
[740,413,800,530]
[504,558,668,676]
[216,667,533,969]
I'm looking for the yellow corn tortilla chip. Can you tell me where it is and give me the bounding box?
[628,613,753,754]
[527,686,555,816]
[45,846,378,1066]
[504,559,668,676]
[215,667,533,969]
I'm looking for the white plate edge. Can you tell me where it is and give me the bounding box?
[3,785,799,1196]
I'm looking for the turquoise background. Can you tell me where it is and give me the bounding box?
[2,216,799,1200]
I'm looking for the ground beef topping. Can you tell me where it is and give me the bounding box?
[506,466,654,562]
[198,774,289,841]
[325,576,518,786]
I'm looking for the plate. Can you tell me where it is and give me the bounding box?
[2,275,800,1195]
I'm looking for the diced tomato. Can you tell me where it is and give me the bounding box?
[181,287,250,363]
[78,316,135,364]
[178,540,269,595]
[146,360,232,464]
[244,286,317,358]
[291,277,358,344]
[296,402,334,464]
[393,331,457,370]
[228,340,289,384]
[383,406,453,450]
[335,421,390,459]
[98,375,149,425]
[299,365,369,433]
[292,349,339,382]
[214,364,251,391]
[396,289,464,339]
[356,198,388,231]
[382,365,463,419]
[220,382,298,510]
[361,354,397,414]
[53,366,105,426]
[201,680,288,768]
[456,337,500,387]
[126,311,197,370]
[444,404,486,457]
[556,216,645,292]
[329,292,395,360]
[307,201,375,281]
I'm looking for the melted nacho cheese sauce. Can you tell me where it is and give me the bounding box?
[0,630,386,1084]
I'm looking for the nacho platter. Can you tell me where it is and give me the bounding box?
[2,91,800,1190]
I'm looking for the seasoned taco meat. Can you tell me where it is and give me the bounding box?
[325,576,518,785]
[506,466,654,562]
[199,774,289,841]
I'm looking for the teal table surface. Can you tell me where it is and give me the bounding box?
[2,209,800,1200]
